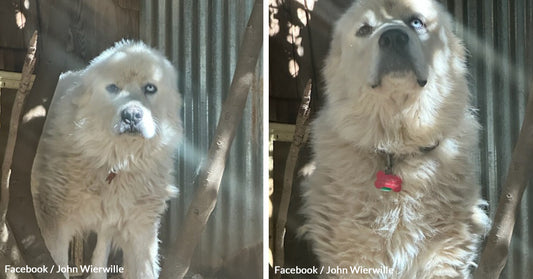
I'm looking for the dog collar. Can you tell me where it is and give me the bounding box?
[374,141,439,192]
[106,169,118,184]
[374,153,402,192]
[419,141,440,153]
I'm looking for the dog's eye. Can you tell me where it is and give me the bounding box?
[106,84,120,94]
[356,24,373,37]
[410,17,426,31]
[144,83,157,94]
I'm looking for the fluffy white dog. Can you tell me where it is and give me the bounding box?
[300,0,490,278]
[32,41,182,279]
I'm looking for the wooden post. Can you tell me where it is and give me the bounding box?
[273,79,312,279]
[0,31,39,279]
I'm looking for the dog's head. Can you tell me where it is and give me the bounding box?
[324,0,466,100]
[317,0,473,152]
[75,40,182,141]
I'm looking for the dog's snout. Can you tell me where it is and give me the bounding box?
[117,103,155,138]
[121,106,143,125]
[379,29,409,50]
[372,28,428,88]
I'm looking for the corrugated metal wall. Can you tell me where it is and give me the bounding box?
[440,1,533,277]
[139,0,263,274]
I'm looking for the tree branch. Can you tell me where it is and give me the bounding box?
[0,31,38,279]
[6,27,66,279]
[273,79,312,279]
[159,0,263,278]
[0,31,38,229]
[474,84,533,279]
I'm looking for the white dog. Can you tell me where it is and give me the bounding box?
[300,0,490,278]
[32,41,182,279]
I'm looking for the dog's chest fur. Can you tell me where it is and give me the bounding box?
[301,122,486,277]
[37,134,177,233]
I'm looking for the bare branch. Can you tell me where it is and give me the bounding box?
[4,30,66,279]
[0,31,38,227]
[474,84,533,279]
[273,79,312,279]
[0,31,43,279]
[159,0,263,278]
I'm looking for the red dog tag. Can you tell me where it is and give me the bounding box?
[374,170,402,192]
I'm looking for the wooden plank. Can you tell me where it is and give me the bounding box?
[270,122,295,142]
[0,71,36,89]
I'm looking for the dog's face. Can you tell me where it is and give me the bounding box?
[324,0,465,101]
[76,41,181,141]
[319,0,471,152]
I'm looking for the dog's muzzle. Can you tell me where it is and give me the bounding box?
[372,28,428,88]
[119,105,144,134]
[379,28,409,51]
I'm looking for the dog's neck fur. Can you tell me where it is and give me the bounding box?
[375,140,440,176]
[375,140,440,157]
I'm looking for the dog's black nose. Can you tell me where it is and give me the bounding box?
[121,106,143,125]
[379,29,409,50]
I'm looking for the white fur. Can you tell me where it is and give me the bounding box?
[32,41,182,279]
[300,1,490,278]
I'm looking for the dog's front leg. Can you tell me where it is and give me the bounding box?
[88,231,112,279]
[121,223,160,279]
[40,225,72,279]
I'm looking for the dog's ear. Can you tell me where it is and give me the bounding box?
[53,71,90,107]
[163,60,183,107]
[57,71,93,107]
[323,34,343,83]
[71,82,92,107]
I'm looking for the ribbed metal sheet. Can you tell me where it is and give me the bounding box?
[139,0,262,274]
[440,1,533,277]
